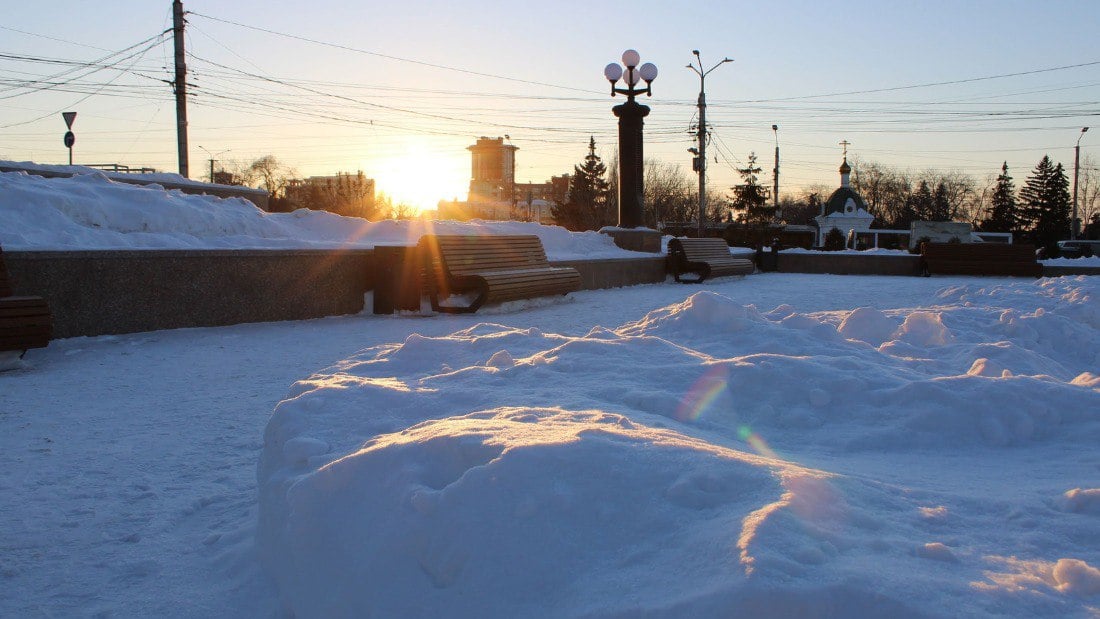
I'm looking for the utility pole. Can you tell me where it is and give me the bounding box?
[172,0,190,178]
[688,51,732,236]
[198,146,229,183]
[1072,127,1089,240]
[772,124,780,221]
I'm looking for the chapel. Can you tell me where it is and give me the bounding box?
[814,143,874,246]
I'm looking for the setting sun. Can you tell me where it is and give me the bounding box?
[369,141,468,213]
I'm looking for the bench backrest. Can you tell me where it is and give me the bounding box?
[669,237,733,262]
[0,246,12,297]
[420,235,552,277]
[922,242,1036,262]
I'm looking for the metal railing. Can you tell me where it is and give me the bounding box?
[85,163,159,174]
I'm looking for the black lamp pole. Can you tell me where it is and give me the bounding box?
[1072,127,1088,240]
[605,50,657,229]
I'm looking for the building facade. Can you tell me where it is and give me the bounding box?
[438,137,567,223]
[467,136,518,204]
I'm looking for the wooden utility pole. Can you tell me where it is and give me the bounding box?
[173,0,190,177]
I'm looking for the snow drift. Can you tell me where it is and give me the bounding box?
[259,278,1100,618]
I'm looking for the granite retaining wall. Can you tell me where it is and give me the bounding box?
[771,252,922,276]
[5,249,1090,339]
[3,250,669,338]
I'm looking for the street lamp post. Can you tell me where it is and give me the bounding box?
[1072,126,1089,240]
[772,124,780,222]
[198,146,230,184]
[687,51,733,236]
[604,49,657,229]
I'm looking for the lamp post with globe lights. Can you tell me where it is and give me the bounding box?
[604,50,657,229]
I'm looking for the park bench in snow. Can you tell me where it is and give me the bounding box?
[667,237,755,283]
[419,234,581,313]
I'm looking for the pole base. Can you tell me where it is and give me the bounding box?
[601,228,663,253]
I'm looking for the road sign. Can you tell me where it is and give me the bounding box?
[62,111,77,129]
[64,131,75,148]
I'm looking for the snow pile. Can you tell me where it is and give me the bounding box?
[0,169,634,259]
[259,277,1100,617]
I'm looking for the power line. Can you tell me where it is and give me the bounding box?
[0,25,113,52]
[187,10,601,96]
[737,60,1100,103]
[0,31,170,100]
[0,33,171,129]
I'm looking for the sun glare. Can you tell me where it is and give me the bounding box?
[370,142,468,214]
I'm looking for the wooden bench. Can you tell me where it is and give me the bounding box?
[919,242,1042,277]
[0,246,53,355]
[419,234,582,313]
[668,237,755,283]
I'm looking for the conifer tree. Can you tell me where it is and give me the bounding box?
[552,137,610,231]
[982,162,1017,232]
[909,180,934,221]
[931,182,950,221]
[1019,155,1071,246]
[729,152,770,228]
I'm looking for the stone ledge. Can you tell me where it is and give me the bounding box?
[4,249,668,338]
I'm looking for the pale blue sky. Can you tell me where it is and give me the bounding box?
[2,0,1097,207]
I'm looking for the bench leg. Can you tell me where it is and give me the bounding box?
[674,266,709,284]
[433,302,478,314]
[429,283,487,314]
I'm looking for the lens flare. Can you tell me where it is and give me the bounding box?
[738,425,779,460]
[674,365,730,422]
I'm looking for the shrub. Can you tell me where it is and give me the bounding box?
[823,227,846,251]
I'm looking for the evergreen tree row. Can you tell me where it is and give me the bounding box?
[549,135,1086,252]
[979,155,1071,249]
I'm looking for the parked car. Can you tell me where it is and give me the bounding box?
[1056,240,1100,258]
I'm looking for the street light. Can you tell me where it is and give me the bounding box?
[1072,126,1089,240]
[772,124,780,222]
[605,49,657,229]
[687,50,733,236]
[198,146,231,184]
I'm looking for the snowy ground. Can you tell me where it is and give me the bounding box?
[2,169,1099,617]
[3,274,1098,618]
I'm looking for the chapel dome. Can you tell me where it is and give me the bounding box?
[822,186,867,216]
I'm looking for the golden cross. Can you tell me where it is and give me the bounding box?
[839,140,851,158]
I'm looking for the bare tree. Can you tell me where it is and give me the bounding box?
[849,157,912,227]
[926,169,976,221]
[1077,155,1099,235]
[244,155,295,198]
[644,159,694,227]
[289,171,379,219]
[781,185,832,226]
[850,157,981,227]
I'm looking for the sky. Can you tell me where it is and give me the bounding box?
[2,170,1099,617]
[2,0,1098,210]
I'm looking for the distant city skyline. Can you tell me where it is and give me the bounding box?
[2,0,1097,210]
